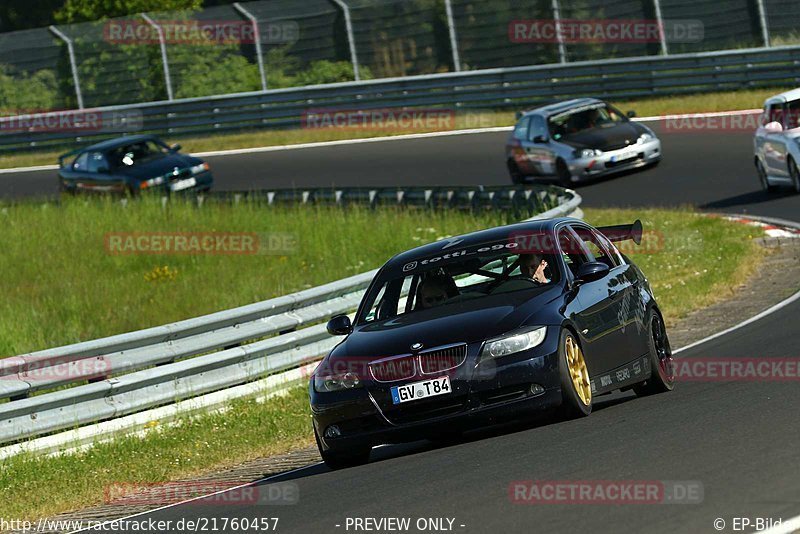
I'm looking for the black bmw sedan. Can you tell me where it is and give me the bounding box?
[310,217,674,469]
[58,134,213,195]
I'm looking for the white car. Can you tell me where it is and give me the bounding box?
[754,88,800,193]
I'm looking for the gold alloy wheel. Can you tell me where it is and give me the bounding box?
[565,335,591,406]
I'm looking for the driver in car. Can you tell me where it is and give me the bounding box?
[519,254,551,284]
[417,276,451,309]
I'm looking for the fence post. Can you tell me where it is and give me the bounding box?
[141,14,174,101]
[444,0,461,71]
[330,0,360,81]
[233,2,268,90]
[652,0,669,55]
[550,0,567,63]
[755,0,770,47]
[49,26,84,109]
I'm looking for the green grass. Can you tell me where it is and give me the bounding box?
[0,206,763,523]
[0,198,514,355]
[0,202,762,355]
[0,388,314,521]
[0,87,790,170]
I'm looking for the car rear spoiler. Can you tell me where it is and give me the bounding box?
[596,219,643,246]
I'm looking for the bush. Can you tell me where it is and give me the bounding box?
[0,66,60,114]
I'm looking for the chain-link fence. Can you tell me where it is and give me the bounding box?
[0,0,795,114]
[765,0,800,46]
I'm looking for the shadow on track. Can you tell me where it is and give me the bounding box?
[251,391,640,485]
[524,163,660,190]
[700,189,796,210]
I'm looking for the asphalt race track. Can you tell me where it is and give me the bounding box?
[3,119,800,221]
[107,299,800,533]
[7,117,800,533]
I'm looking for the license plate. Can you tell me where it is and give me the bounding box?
[391,376,451,404]
[610,151,637,163]
[170,177,197,191]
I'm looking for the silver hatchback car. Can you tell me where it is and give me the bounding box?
[506,98,661,186]
[754,88,800,193]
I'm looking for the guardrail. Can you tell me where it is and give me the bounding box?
[2,45,799,154]
[0,185,581,448]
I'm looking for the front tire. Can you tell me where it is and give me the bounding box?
[757,159,776,193]
[558,329,592,418]
[315,428,370,470]
[556,159,572,187]
[789,158,800,194]
[508,160,526,185]
[634,313,675,396]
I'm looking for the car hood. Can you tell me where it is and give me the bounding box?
[558,122,646,151]
[115,153,201,179]
[329,286,563,362]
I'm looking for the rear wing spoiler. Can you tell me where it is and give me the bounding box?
[596,219,643,246]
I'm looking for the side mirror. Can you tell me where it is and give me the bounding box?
[326,314,352,336]
[626,110,636,118]
[764,121,783,133]
[532,134,549,143]
[575,261,610,284]
[169,143,182,152]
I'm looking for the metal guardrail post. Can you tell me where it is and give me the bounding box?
[330,0,360,81]
[755,0,771,47]
[652,0,669,55]
[141,14,174,101]
[444,0,461,71]
[233,2,268,91]
[550,0,567,63]
[48,26,84,109]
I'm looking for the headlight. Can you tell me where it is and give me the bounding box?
[637,133,654,144]
[481,326,547,359]
[576,148,602,158]
[139,176,166,189]
[190,163,210,174]
[313,372,362,392]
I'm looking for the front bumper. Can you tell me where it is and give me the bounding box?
[568,138,661,182]
[165,170,214,193]
[311,333,563,453]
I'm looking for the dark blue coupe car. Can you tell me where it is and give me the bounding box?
[58,135,213,195]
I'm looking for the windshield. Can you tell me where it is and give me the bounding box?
[548,104,626,139]
[107,140,170,168]
[787,99,800,130]
[357,241,560,325]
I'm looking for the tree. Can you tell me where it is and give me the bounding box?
[55,0,202,24]
[0,66,59,114]
[0,0,63,32]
